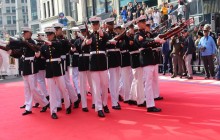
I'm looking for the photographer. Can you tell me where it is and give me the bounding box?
[198,25,217,79]
[216,34,220,80]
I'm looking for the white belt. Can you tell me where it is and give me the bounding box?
[46,58,61,62]
[24,57,34,74]
[90,51,106,55]
[24,57,34,61]
[73,53,79,55]
[139,48,146,51]
[79,54,90,57]
[129,50,139,55]
[121,50,129,53]
[107,49,120,52]
[61,55,66,59]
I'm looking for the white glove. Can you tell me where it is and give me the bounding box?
[109,39,117,45]
[7,50,12,55]
[0,40,9,45]
[77,32,85,40]
[0,42,7,47]
[71,47,76,52]
[98,29,104,37]
[85,39,92,45]
[154,35,166,44]
[35,51,41,58]
[45,40,52,46]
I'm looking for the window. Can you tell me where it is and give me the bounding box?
[31,24,39,34]
[23,15,25,24]
[12,7,15,13]
[47,1,50,17]
[11,0,15,3]
[86,0,93,17]
[43,3,46,18]
[21,0,24,3]
[6,7,10,13]
[31,0,38,20]
[22,6,25,13]
[7,16,11,24]
[0,17,2,25]
[51,0,54,16]
[5,0,10,3]
[95,0,105,15]
[12,16,16,24]
[0,8,2,14]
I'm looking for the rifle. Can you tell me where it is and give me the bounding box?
[114,29,127,41]
[84,21,91,39]
[159,18,194,40]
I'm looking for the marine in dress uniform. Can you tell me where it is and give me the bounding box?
[74,25,94,112]
[87,16,110,117]
[134,15,164,112]
[105,18,121,110]
[69,28,81,97]
[9,27,49,115]
[119,21,133,103]
[38,27,72,119]
[35,32,49,101]
[53,23,80,108]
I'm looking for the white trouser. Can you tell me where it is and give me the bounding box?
[64,70,78,103]
[47,76,71,114]
[108,67,120,106]
[129,67,145,104]
[54,85,62,108]
[90,70,109,111]
[143,65,158,108]
[72,67,80,94]
[79,71,94,108]
[37,70,48,96]
[120,66,133,102]
[23,74,49,111]
[153,65,160,98]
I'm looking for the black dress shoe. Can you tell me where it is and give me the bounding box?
[137,102,146,107]
[205,77,210,79]
[73,99,80,108]
[128,100,137,105]
[40,104,49,112]
[98,110,105,117]
[103,105,110,113]
[92,104,95,109]
[66,106,72,114]
[112,103,121,110]
[22,110,32,115]
[82,107,89,112]
[33,103,40,108]
[119,95,123,102]
[57,107,62,112]
[171,75,176,78]
[124,100,129,104]
[187,77,193,79]
[51,113,58,119]
[77,94,81,103]
[46,96,50,101]
[20,105,26,109]
[61,98,64,104]
[154,96,164,100]
[147,107,161,112]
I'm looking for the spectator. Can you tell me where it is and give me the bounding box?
[127,11,133,22]
[216,35,220,80]
[136,4,142,18]
[161,2,168,22]
[152,8,161,28]
[117,15,124,24]
[177,2,185,22]
[170,34,184,78]
[110,10,117,20]
[121,6,127,23]
[182,29,196,79]
[192,26,199,41]
[198,25,217,79]
[162,39,173,75]
[142,2,147,12]
[168,5,176,27]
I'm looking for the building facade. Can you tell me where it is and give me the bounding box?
[0,0,28,37]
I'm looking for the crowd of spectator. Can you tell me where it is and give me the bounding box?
[110,0,186,30]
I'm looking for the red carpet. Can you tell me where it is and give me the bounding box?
[0,76,220,140]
